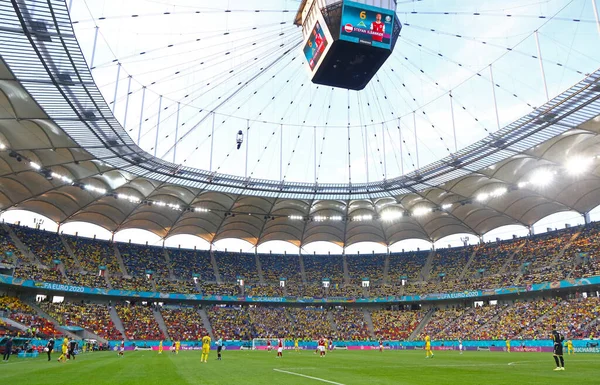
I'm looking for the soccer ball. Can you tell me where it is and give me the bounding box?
[44,348,49,352]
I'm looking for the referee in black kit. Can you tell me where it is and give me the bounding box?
[551,325,565,371]
[46,338,55,361]
[68,338,77,360]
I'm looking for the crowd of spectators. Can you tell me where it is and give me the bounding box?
[207,306,252,340]
[371,284,404,297]
[155,277,198,294]
[477,299,557,340]
[371,310,424,340]
[215,252,258,283]
[13,264,65,284]
[168,248,216,282]
[387,251,428,283]
[259,253,302,284]
[346,254,386,285]
[118,243,170,279]
[519,296,600,339]
[467,240,525,278]
[0,296,60,337]
[7,223,600,302]
[332,308,370,340]
[66,271,108,288]
[161,307,208,341]
[64,235,121,274]
[247,285,285,297]
[418,308,467,339]
[568,223,600,279]
[303,254,344,285]
[286,284,324,298]
[328,284,364,298]
[434,304,508,340]
[429,248,472,281]
[110,276,154,292]
[40,302,122,340]
[201,283,240,296]
[11,225,76,270]
[509,229,577,273]
[116,304,165,340]
[0,228,23,263]
[288,307,332,340]
[247,307,290,338]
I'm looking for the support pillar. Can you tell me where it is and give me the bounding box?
[209,112,215,172]
[173,102,180,163]
[489,65,501,131]
[90,26,99,70]
[534,31,550,101]
[449,92,458,153]
[154,95,163,157]
[593,0,600,39]
[245,120,249,178]
[584,212,591,225]
[123,75,132,129]
[137,86,146,145]
[112,63,121,113]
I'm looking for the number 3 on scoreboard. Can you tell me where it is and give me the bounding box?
[360,10,367,19]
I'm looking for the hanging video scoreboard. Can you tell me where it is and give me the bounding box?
[303,21,328,71]
[339,1,395,49]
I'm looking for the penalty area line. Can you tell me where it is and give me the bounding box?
[273,369,346,385]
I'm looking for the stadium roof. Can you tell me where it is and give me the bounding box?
[1,1,600,248]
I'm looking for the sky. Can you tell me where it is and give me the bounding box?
[8,0,600,254]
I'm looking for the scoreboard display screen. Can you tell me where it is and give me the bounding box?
[303,21,328,71]
[340,1,395,49]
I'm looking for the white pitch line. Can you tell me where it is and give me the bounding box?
[273,369,346,385]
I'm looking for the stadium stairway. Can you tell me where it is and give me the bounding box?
[362,309,376,339]
[59,234,83,272]
[163,249,176,280]
[383,254,390,284]
[498,242,526,274]
[103,271,113,289]
[327,310,338,335]
[474,303,513,334]
[3,223,40,265]
[152,308,170,340]
[209,250,222,284]
[420,249,436,281]
[112,244,129,276]
[458,248,479,280]
[409,308,435,341]
[26,300,82,341]
[0,316,29,334]
[298,254,308,285]
[342,254,351,285]
[515,301,559,339]
[551,230,581,265]
[197,308,214,340]
[109,306,128,341]
[254,253,266,285]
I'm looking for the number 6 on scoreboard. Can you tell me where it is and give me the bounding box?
[360,10,366,19]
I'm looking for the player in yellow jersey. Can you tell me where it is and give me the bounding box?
[158,340,163,354]
[201,335,211,363]
[57,337,69,362]
[506,338,511,353]
[294,338,299,353]
[425,335,433,358]
[566,339,574,355]
[175,340,180,355]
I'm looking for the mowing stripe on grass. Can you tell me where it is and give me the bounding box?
[273,369,346,385]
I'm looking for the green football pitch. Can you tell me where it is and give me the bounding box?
[0,350,597,385]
